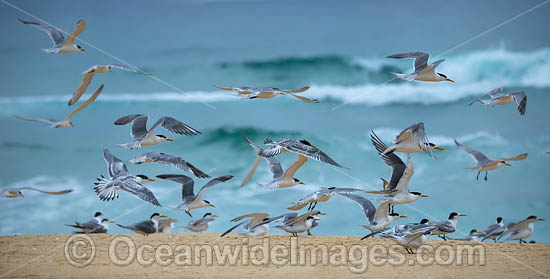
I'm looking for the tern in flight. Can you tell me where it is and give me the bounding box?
[454,139,527,181]
[19,18,86,53]
[114,114,201,149]
[1,187,72,198]
[469,88,527,115]
[338,193,408,232]
[387,52,454,82]
[15,84,104,128]
[380,122,445,157]
[216,86,318,103]
[288,187,365,211]
[128,152,210,178]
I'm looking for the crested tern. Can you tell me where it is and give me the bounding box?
[450,229,486,242]
[469,88,527,115]
[180,213,218,233]
[94,149,161,206]
[128,152,210,178]
[497,216,545,243]
[158,218,178,233]
[68,64,151,106]
[1,187,73,198]
[117,213,168,236]
[269,211,325,237]
[65,212,104,233]
[242,136,307,188]
[15,84,104,128]
[156,174,233,216]
[380,122,445,156]
[423,212,467,240]
[367,131,429,212]
[114,114,200,149]
[216,86,318,103]
[387,52,454,82]
[68,218,115,234]
[362,218,430,239]
[374,220,435,254]
[479,217,504,242]
[220,213,276,237]
[338,193,408,232]
[18,18,86,53]
[288,187,365,211]
[454,139,527,181]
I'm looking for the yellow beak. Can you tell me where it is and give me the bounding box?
[148,178,156,182]
[319,212,327,215]
[159,215,169,218]
[209,204,216,208]
[434,146,446,151]
[299,182,305,185]
[144,158,154,163]
[504,163,512,166]
[538,218,546,221]
[399,215,409,218]
[459,214,468,217]
[211,214,219,218]
[81,48,87,52]
[447,78,455,83]
[108,220,116,223]
[421,194,430,198]
[166,138,175,142]
[313,217,321,221]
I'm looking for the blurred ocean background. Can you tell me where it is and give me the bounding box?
[1,0,549,242]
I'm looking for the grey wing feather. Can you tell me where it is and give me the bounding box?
[120,180,161,206]
[148,117,201,137]
[371,130,406,190]
[14,115,57,124]
[220,220,249,237]
[487,88,504,98]
[387,52,430,73]
[156,174,195,200]
[285,140,346,168]
[17,187,73,195]
[103,149,129,178]
[329,187,364,194]
[510,91,527,115]
[338,193,376,223]
[132,221,156,234]
[196,175,233,198]
[106,64,152,75]
[454,139,490,165]
[18,18,64,47]
[114,114,149,140]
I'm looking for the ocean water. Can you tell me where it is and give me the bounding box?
[1,0,549,242]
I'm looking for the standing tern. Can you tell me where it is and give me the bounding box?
[450,229,486,242]
[367,131,429,212]
[497,216,546,243]
[94,149,160,206]
[362,219,430,239]
[128,152,210,178]
[156,174,233,217]
[180,213,218,233]
[268,211,325,237]
[117,213,168,236]
[216,86,318,103]
[68,218,115,234]
[423,212,467,240]
[18,18,86,54]
[380,122,445,156]
[387,52,454,82]
[15,84,104,128]
[220,213,276,237]
[288,187,365,211]
[114,114,200,149]
[242,136,307,188]
[454,139,527,181]
[379,224,436,254]
[65,212,104,232]
[1,187,72,198]
[338,193,407,232]
[479,217,504,242]
[469,88,527,115]
[68,64,151,106]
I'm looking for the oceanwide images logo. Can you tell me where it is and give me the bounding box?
[64,235,486,273]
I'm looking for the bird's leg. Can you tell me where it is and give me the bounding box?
[307,203,312,211]
[493,239,497,243]
[484,172,488,181]
[186,211,192,217]
[476,172,480,180]
[311,202,317,210]
[307,230,312,236]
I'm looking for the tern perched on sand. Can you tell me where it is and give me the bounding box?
[367,131,429,212]
[497,216,545,243]
[268,211,325,237]
[423,212,467,240]
[15,84,104,128]
[129,152,210,178]
[469,88,527,115]
[450,229,486,242]
[454,139,527,181]
[220,213,278,237]
[117,213,168,235]
[18,18,86,53]
[362,219,430,239]
[387,52,454,82]
[216,86,318,103]
[94,149,160,206]
[242,136,307,188]
[156,174,233,217]
[288,187,365,211]
[67,218,115,234]
[1,187,73,198]
[114,114,200,149]
[65,212,103,232]
[479,217,504,242]
[370,220,435,254]
[68,64,151,106]
[380,122,445,156]
[179,213,218,233]
[338,193,407,232]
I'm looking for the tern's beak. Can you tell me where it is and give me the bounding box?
[446,78,455,83]
[209,204,216,208]
[20,193,24,197]
[144,158,154,163]
[211,214,219,218]
[434,146,446,151]
[299,182,305,185]
[537,218,546,221]
[81,48,87,52]
[166,138,175,142]
[459,214,468,217]
[108,220,116,223]
[313,217,321,221]
[159,215,169,218]
[421,194,430,198]
[148,178,156,182]
[504,163,512,166]
[319,212,327,216]
[399,215,409,218]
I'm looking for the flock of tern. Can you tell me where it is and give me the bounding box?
[3,17,545,253]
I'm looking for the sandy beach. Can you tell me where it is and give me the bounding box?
[1,233,549,278]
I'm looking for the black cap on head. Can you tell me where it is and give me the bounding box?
[470,229,478,234]
[328,187,336,190]
[411,191,422,196]
[150,213,160,219]
[136,174,149,179]
[203,200,211,204]
[101,218,109,223]
[438,73,448,78]
[203,213,212,218]
[420,219,429,224]
[293,178,300,182]
[497,217,503,223]
[306,216,315,220]
[390,213,400,217]
[299,139,313,146]
[157,135,167,139]
[527,215,537,220]
[94,212,102,217]
[449,212,459,219]
[262,217,270,222]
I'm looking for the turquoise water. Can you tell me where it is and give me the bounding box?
[1,0,549,242]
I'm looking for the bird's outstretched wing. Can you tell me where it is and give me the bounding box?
[454,139,491,165]
[18,18,64,47]
[68,71,95,106]
[387,52,430,73]
[196,175,233,199]
[103,149,129,178]
[63,20,86,46]
[510,91,527,115]
[106,64,152,75]
[17,187,73,195]
[500,153,527,162]
[64,84,103,120]
[288,94,319,103]
[156,174,195,200]
[14,115,57,124]
[147,116,201,137]
[338,193,376,224]
[370,130,406,190]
